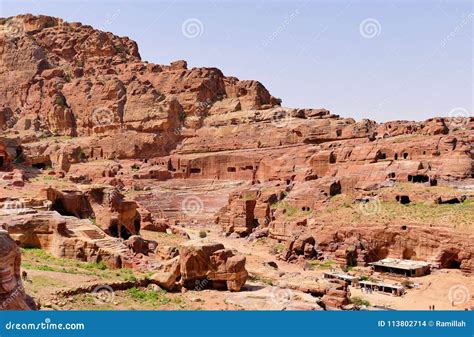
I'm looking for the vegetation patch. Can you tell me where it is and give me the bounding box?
[21,248,142,282]
[350,296,371,306]
[126,288,182,306]
[271,243,286,255]
[248,274,273,286]
[305,259,336,270]
[271,201,312,218]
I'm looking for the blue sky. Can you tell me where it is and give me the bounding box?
[1,0,472,122]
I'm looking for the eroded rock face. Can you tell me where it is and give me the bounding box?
[0,14,279,163]
[316,223,474,274]
[0,207,160,272]
[2,211,129,267]
[0,141,12,171]
[0,12,472,304]
[40,186,141,239]
[0,230,35,310]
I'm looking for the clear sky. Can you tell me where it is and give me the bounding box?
[1,0,472,122]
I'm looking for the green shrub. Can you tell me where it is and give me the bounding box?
[64,72,73,83]
[199,230,207,238]
[54,95,67,107]
[271,201,311,218]
[305,259,336,270]
[241,192,254,201]
[83,261,107,270]
[271,243,285,254]
[350,296,371,306]
[127,288,171,305]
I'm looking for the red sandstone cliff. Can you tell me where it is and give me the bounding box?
[0,14,472,276]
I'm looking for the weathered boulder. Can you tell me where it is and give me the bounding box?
[0,230,36,310]
[179,240,248,291]
[150,256,180,291]
[126,235,157,255]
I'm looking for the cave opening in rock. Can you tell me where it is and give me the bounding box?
[190,168,201,174]
[52,199,76,217]
[408,174,429,183]
[32,161,51,170]
[402,247,416,259]
[107,221,132,239]
[367,246,389,262]
[414,175,429,183]
[441,198,461,204]
[108,223,119,237]
[346,250,358,267]
[396,195,411,204]
[329,182,341,196]
[0,156,4,169]
[439,251,462,269]
[133,217,141,234]
[120,225,132,240]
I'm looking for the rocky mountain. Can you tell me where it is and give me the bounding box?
[0,14,472,311]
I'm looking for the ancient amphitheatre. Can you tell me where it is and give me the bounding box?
[0,14,472,311]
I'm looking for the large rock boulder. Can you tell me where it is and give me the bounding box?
[0,230,36,310]
[150,256,181,291]
[179,240,248,291]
